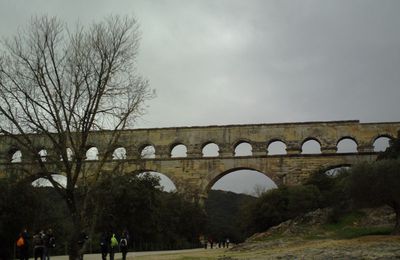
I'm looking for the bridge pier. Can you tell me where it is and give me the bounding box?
[252,142,267,156]
[321,146,338,154]
[286,144,301,155]
[357,144,374,153]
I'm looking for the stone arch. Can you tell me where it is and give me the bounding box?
[205,167,281,194]
[336,137,358,153]
[209,168,278,196]
[170,143,188,158]
[301,138,322,154]
[134,169,178,192]
[9,147,22,163]
[372,135,393,152]
[31,173,67,188]
[38,148,48,161]
[86,146,99,160]
[267,139,287,155]
[113,147,127,160]
[202,142,220,157]
[139,143,156,159]
[321,163,352,175]
[233,140,252,156]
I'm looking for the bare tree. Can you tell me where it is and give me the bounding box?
[0,15,153,259]
[252,184,271,197]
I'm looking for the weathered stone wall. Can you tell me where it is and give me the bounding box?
[0,120,399,198]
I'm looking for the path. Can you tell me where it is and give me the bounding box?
[48,248,205,260]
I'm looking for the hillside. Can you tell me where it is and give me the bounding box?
[132,207,400,259]
[205,190,256,243]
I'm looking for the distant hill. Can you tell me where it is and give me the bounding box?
[205,189,256,243]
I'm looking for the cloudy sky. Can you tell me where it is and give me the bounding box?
[1,0,399,194]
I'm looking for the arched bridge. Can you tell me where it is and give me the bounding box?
[0,120,399,199]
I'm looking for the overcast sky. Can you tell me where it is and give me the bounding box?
[1,0,399,194]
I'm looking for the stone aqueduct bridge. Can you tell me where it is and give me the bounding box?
[0,120,399,199]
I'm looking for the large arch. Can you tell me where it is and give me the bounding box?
[32,174,68,188]
[134,169,178,193]
[205,167,279,195]
[322,164,352,176]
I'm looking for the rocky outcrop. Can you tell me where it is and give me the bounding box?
[231,207,398,259]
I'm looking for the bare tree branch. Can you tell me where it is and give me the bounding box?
[0,15,153,259]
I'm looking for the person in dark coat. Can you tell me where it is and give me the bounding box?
[100,232,109,260]
[119,232,128,260]
[33,230,45,260]
[44,228,55,260]
[77,232,88,260]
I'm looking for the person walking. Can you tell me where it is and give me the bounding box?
[119,233,128,260]
[33,230,45,260]
[225,238,230,248]
[16,228,30,260]
[44,228,55,260]
[100,232,109,260]
[77,231,88,260]
[109,233,119,260]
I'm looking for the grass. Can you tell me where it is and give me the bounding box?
[322,211,392,238]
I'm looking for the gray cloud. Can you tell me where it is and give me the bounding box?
[1,0,399,193]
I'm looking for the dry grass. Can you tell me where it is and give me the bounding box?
[128,236,400,260]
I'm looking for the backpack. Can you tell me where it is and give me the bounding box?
[16,236,25,247]
[33,234,43,246]
[110,235,118,248]
[49,236,56,248]
[120,238,127,247]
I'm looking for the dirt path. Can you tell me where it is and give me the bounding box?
[46,236,400,260]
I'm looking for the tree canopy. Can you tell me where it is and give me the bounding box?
[349,159,400,234]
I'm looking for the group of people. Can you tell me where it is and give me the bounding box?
[202,237,230,249]
[100,231,130,260]
[16,228,56,260]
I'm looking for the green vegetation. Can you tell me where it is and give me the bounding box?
[242,137,400,238]
[0,174,205,259]
[349,159,400,234]
[318,211,391,239]
[93,173,206,250]
[241,185,322,235]
[205,190,256,243]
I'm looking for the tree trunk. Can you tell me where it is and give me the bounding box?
[66,191,83,260]
[69,228,81,260]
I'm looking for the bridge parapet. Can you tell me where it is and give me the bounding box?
[0,120,399,164]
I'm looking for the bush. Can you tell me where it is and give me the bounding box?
[243,185,321,234]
